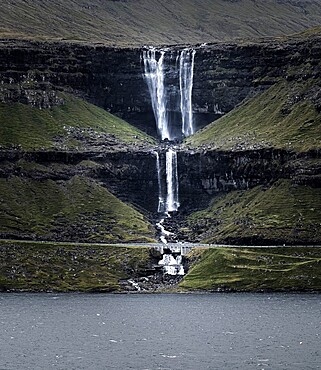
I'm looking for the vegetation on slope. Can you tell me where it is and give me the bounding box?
[182,180,321,245]
[180,247,321,292]
[0,94,155,150]
[0,240,152,292]
[186,79,321,152]
[1,0,321,45]
[0,175,156,243]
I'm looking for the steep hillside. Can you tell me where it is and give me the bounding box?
[0,11,321,246]
[1,0,321,45]
[186,78,321,152]
[180,247,321,292]
[0,240,155,292]
[180,180,321,245]
[0,93,158,241]
[0,175,156,243]
[0,93,155,151]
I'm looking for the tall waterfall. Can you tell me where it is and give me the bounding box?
[144,46,195,258]
[142,48,171,141]
[179,49,196,137]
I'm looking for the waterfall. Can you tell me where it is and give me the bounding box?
[144,46,195,214]
[154,150,179,215]
[165,149,179,213]
[179,49,196,137]
[143,47,196,140]
[145,46,196,275]
[142,48,171,141]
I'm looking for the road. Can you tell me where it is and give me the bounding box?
[1,239,320,249]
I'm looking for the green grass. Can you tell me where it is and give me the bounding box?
[186,79,321,152]
[180,247,321,291]
[0,175,156,243]
[0,94,155,150]
[0,240,152,292]
[184,180,321,244]
[1,0,321,45]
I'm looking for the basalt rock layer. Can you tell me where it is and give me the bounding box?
[177,148,321,212]
[1,34,321,136]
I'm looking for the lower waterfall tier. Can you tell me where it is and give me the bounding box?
[1,147,320,245]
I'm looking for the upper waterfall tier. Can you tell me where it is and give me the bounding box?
[142,47,196,141]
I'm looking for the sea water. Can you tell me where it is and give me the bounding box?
[0,293,320,369]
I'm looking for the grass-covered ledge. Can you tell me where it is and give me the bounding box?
[180,247,321,292]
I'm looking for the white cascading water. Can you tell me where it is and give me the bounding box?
[158,254,185,275]
[142,48,171,141]
[144,47,196,275]
[179,49,196,137]
[165,149,179,213]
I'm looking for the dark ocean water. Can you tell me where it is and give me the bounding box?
[0,293,320,369]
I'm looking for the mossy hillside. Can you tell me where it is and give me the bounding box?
[183,180,321,244]
[0,240,152,292]
[0,175,156,243]
[180,247,321,292]
[0,94,155,150]
[186,79,321,152]
[1,0,321,45]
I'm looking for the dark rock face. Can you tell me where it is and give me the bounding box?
[1,148,320,218]
[93,151,159,213]
[1,37,321,136]
[0,40,153,131]
[0,149,159,213]
[177,149,321,212]
[192,39,321,130]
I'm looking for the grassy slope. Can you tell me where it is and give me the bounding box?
[186,79,321,152]
[184,180,321,244]
[0,175,156,243]
[180,247,321,291]
[0,240,151,292]
[0,94,155,150]
[1,1,321,45]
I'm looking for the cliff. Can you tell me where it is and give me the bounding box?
[0,31,321,244]
[0,28,321,293]
[1,32,321,136]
